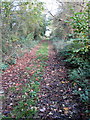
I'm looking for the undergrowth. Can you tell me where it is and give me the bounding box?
[1,39,40,71]
[52,37,90,119]
[51,3,90,119]
[2,42,49,119]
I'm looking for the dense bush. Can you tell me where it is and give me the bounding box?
[1,0,46,69]
[52,2,90,119]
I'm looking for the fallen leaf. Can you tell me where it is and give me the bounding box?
[37,65,41,67]
[31,71,35,74]
[49,112,53,115]
[61,81,66,83]
[63,107,69,111]
[40,107,46,112]
[73,83,77,86]
[78,88,82,91]
[16,83,19,86]
[64,110,69,115]
[61,81,69,83]
[36,78,39,81]
[59,69,62,71]
[16,88,20,91]
[24,103,28,106]
[59,110,62,112]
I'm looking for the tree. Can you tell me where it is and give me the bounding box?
[1,0,46,64]
[52,1,87,40]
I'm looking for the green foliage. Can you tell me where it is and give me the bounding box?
[25,67,32,71]
[26,33,34,40]
[51,37,67,52]
[11,35,20,42]
[12,82,39,119]
[62,40,90,104]
[5,42,48,119]
[52,2,90,118]
[2,0,46,65]
[0,63,9,71]
[7,58,16,65]
[36,42,48,56]
[70,11,88,35]
[69,67,90,103]
[22,33,37,48]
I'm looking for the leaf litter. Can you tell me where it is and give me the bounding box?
[2,41,83,119]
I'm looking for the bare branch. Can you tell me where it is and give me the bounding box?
[48,10,64,22]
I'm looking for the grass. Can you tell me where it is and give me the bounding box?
[2,41,49,119]
[36,42,48,56]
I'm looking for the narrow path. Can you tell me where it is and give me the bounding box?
[2,43,42,118]
[2,40,81,119]
[38,41,80,120]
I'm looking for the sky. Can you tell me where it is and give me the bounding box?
[39,0,58,16]
[39,0,89,14]
[38,0,59,36]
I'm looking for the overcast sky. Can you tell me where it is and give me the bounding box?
[38,0,58,36]
[39,0,58,16]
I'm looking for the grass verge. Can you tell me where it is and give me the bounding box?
[2,41,49,119]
